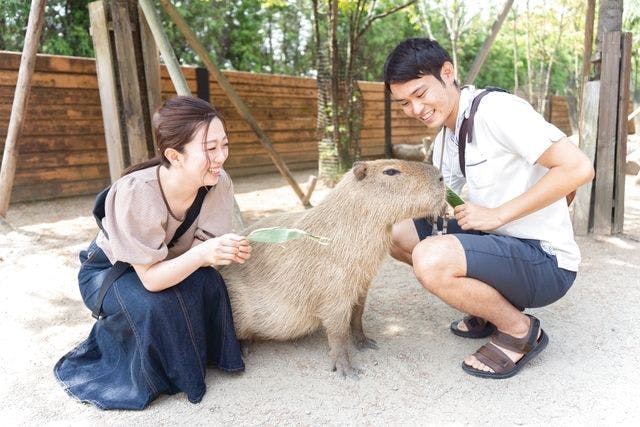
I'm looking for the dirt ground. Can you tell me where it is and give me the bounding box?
[1,168,639,425]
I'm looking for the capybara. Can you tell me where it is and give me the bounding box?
[221,159,445,378]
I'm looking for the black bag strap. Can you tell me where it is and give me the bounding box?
[457,86,507,177]
[90,185,210,319]
[168,186,209,248]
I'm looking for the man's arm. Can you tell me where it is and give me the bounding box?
[454,137,594,231]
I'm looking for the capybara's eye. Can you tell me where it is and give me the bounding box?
[383,168,400,176]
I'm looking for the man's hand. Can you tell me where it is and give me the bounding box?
[454,202,505,231]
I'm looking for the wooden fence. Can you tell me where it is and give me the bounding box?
[1,51,576,203]
[0,51,432,203]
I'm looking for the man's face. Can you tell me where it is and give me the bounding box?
[389,62,459,130]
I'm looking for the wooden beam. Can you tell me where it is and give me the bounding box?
[578,0,596,147]
[109,0,148,165]
[593,31,621,235]
[0,0,46,216]
[137,0,190,95]
[158,0,310,207]
[612,32,632,234]
[572,81,599,235]
[463,0,514,85]
[89,1,126,182]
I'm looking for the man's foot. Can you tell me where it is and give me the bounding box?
[450,315,496,338]
[462,314,548,379]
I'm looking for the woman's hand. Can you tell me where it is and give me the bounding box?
[197,233,252,267]
[454,202,505,231]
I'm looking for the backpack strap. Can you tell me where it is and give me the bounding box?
[457,87,507,177]
[90,185,210,319]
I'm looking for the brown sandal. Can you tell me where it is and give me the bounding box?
[450,315,496,338]
[462,314,548,379]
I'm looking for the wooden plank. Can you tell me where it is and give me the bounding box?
[613,32,632,234]
[138,0,190,96]
[0,51,98,74]
[0,135,105,153]
[0,119,105,136]
[89,0,125,182]
[12,150,107,169]
[138,2,161,149]
[0,0,46,216]
[0,70,99,89]
[593,31,621,235]
[13,164,110,185]
[11,178,110,203]
[110,0,149,165]
[0,87,101,105]
[573,81,600,235]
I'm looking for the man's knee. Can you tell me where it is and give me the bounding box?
[412,236,465,294]
[390,219,420,264]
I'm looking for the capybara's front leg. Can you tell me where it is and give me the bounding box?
[323,309,360,379]
[350,291,378,350]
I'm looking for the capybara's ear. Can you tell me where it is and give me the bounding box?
[352,162,368,180]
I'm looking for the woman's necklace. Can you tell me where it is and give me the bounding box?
[156,165,185,222]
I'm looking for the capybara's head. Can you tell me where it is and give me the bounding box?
[333,159,446,224]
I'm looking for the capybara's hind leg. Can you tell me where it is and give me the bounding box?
[351,292,378,350]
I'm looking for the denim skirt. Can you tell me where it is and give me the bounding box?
[54,240,245,410]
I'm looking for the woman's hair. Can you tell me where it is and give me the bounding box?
[383,38,453,90]
[122,96,224,176]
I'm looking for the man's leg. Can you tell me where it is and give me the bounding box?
[412,235,537,373]
[390,218,421,265]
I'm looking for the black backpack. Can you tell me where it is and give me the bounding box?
[90,185,209,319]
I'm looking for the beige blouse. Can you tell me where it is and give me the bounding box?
[95,166,234,265]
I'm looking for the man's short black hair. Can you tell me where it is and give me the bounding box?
[383,38,453,90]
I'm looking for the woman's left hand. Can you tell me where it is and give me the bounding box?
[454,202,505,231]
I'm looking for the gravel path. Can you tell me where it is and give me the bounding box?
[1,170,639,424]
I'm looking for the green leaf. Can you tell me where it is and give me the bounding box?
[247,227,329,245]
[446,186,465,208]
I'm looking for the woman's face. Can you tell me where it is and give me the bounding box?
[180,117,229,187]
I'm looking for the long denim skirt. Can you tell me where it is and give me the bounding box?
[54,240,245,410]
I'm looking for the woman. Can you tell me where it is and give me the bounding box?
[54,96,251,409]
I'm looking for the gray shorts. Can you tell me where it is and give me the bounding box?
[413,218,576,310]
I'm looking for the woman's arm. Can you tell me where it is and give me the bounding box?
[132,233,251,292]
[454,137,595,231]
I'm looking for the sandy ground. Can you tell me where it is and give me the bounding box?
[1,169,640,425]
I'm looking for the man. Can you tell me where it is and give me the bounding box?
[383,38,594,379]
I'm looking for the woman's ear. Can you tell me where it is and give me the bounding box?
[164,148,182,167]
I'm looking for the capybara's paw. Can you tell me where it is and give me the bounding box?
[240,340,251,358]
[332,357,362,380]
[352,332,378,350]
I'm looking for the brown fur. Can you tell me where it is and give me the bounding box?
[220,159,445,378]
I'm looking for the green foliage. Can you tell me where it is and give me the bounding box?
[0,0,94,57]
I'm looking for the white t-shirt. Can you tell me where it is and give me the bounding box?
[432,86,580,271]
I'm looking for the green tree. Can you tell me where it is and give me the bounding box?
[0,0,93,57]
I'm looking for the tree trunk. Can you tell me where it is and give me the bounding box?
[593,0,623,79]
[464,0,515,85]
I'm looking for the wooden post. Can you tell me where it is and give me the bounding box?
[157,0,311,207]
[384,85,392,158]
[578,0,596,146]
[572,81,599,235]
[137,0,190,96]
[109,0,149,164]
[593,31,621,235]
[89,1,126,182]
[139,5,162,118]
[463,0,514,85]
[0,0,46,216]
[612,32,632,234]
